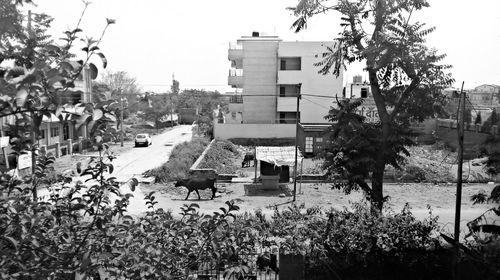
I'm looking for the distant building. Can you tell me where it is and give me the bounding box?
[219,32,344,155]
[468,84,500,108]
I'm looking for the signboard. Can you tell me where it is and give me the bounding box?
[0,136,8,148]
[356,106,380,123]
[18,152,32,170]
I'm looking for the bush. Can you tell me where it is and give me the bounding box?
[143,137,210,182]
[402,164,427,182]
[197,140,240,174]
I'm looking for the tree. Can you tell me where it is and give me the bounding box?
[140,93,171,130]
[290,0,453,211]
[99,70,142,113]
[0,0,115,200]
[474,112,482,125]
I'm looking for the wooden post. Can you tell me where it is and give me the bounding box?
[55,142,61,158]
[254,146,257,183]
[78,136,83,153]
[454,81,465,242]
[68,139,73,155]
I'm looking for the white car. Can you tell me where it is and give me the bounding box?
[134,133,152,147]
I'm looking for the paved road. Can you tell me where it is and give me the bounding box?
[114,125,193,213]
[38,125,193,213]
[113,125,193,181]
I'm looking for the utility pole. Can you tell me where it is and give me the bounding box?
[454,81,465,242]
[170,74,175,127]
[120,89,124,147]
[293,91,301,202]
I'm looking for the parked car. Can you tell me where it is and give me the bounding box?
[134,133,152,147]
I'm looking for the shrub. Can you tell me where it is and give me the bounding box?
[197,140,240,174]
[143,137,210,182]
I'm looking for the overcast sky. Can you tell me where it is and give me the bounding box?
[33,0,500,93]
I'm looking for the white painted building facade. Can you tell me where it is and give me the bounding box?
[218,33,344,152]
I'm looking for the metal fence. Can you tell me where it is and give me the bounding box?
[190,248,279,280]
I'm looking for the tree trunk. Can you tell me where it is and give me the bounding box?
[368,68,389,213]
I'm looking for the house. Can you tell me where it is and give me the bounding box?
[0,66,92,168]
[216,32,344,156]
[468,84,500,109]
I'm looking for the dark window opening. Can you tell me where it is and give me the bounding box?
[361,88,368,98]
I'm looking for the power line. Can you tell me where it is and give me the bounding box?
[302,97,332,110]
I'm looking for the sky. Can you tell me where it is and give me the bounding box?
[32,0,500,93]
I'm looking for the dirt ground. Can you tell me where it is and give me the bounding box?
[50,136,499,236]
[140,180,499,236]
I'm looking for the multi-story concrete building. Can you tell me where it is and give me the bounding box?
[217,32,344,155]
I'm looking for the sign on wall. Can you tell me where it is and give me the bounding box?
[356,106,380,123]
[0,136,9,148]
[18,152,32,170]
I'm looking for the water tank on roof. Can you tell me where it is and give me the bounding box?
[353,75,363,84]
[252,31,260,37]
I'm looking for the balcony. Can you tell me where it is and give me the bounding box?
[228,42,243,63]
[277,96,297,112]
[277,70,302,84]
[228,94,243,112]
[228,69,243,88]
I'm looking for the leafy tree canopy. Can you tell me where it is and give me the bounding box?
[290,0,454,211]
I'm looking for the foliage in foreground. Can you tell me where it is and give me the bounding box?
[143,137,210,182]
[197,140,240,174]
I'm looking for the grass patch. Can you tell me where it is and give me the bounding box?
[197,140,240,174]
[143,137,210,182]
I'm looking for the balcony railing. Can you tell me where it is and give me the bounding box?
[229,95,243,103]
[229,69,243,76]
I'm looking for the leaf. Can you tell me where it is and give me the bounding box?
[76,113,91,129]
[92,109,103,121]
[108,164,114,174]
[88,63,98,80]
[96,53,107,68]
[15,89,28,108]
[2,236,19,250]
[127,178,139,192]
[45,44,60,53]
[104,113,117,122]
[59,61,74,72]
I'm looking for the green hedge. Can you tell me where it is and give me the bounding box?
[143,137,210,182]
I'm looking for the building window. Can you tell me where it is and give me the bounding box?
[280,57,301,70]
[280,86,285,97]
[316,137,323,143]
[39,129,46,139]
[361,88,368,98]
[63,124,70,140]
[50,127,60,138]
[305,137,313,153]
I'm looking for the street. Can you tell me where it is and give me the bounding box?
[38,125,194,213]
[114,125,193,213]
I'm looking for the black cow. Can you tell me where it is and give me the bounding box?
[241,152,255,168]
[174,177,217,200]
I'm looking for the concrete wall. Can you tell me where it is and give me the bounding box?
[241,40,279,123]
[436,119,500,158]
[214,123,295,139]
[278,41,344,124]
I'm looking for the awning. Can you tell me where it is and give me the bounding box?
[255,146,302,167]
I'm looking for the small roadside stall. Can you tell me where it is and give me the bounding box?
[253,146,303,190]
